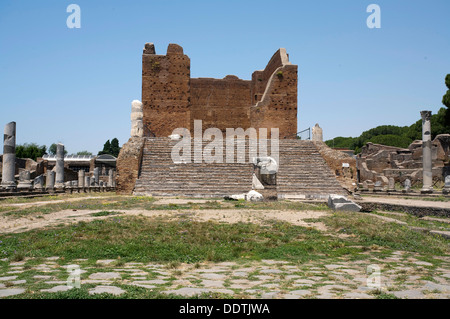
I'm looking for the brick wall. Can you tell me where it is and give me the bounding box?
[142,44,190,137]
[190,76,252,133]
[141,43,298,138]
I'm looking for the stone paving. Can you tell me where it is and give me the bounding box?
[0,253,449,299]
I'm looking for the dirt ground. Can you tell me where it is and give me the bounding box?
[0,207,330,234]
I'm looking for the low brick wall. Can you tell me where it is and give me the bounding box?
[356,201,450,218]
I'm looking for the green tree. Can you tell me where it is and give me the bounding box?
[443,74,450,108]
[16,143,47,161]
[325,136,357,149]
[110,138,120,157]
[368,134,412,149]
[98,138,120,157]
[98,140,111,156]
[408,107,450,140]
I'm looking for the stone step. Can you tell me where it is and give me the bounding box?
[134,137,345,197]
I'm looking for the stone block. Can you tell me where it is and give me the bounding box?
[328,194,361,212]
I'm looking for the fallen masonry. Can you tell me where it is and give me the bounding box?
[327,194,362,212]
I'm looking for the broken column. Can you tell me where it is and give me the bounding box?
[443,175,450,195]
[108,169,114,187]
[78,170,85,188]
[55,143,65,189]
[1,122,17,190]
[388,177,396,192]
[131,100,144,137]
[85,176,90,189]
[46,171,55,191]
[17,170,32,191]
[93,167,99,186]
[421,111,433,193]
[33,175,44,190]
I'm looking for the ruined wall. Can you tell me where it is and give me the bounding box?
[142,43,190,137]
[116,137,145,194]
[141,44,298,138]
[250,49,298,139]
[356,135,450,185]
[314,141,357,193]
[190,76,252,133]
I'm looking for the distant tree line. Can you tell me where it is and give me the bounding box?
[15,143,47,161]
[13,138,120,161]
[326,74,450,153]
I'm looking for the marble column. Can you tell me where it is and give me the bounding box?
[46,170,55,190]
[17,170,32,190]
[421,111,433,193]
[108,169,114,187]
[388,177,395,192]
[1,122,17,190]
[93,167,99,186]
[78,170,85,188]
[55,144,65,189]
[85,176,90,188]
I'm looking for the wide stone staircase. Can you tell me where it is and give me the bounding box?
[133,138,346,198]
[276,140,347,199]
[134,138,253,197]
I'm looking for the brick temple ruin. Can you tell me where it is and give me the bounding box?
[116,43,355,199]
[141,43,298,139]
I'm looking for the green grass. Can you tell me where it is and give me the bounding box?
[321,211,449,256]
[5,284,233,299]
[370,211,450,231]
[90,211,122,217]
[0,216,360,264]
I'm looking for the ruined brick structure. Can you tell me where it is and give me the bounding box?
[356,134,450,186]
[142,43,297,138]
[116,43,348,197]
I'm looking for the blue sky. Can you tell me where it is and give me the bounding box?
[0,0,449,154]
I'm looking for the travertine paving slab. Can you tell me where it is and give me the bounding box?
[201,280,225,288]
[0,276,17,281]
[200,273,226,280]
[164,287,234,297]
[0,256,447,299]
[0,288,25,297]
[41,285,73,293]
[89,285,125,296]
[284,289,311,299]
[88,272,121,280]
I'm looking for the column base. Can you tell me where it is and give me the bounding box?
[1,182,17,190]
[420,188,433,194]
